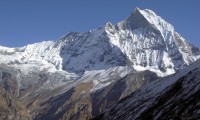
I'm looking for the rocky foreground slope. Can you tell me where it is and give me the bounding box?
[0,8,199,119]
[0,71,31,120]
[94,59,200,120]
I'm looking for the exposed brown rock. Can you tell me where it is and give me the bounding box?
[0,86,31,120]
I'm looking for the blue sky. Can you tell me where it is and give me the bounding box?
[0,0,200,48]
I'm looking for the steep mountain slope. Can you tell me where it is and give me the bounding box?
[0,7,199,120]
[0,8,199,77]
[94,59,200,120]
[105,8,200,76]
[33,70,158,120]
[0,64,157,120]
[0,70,31,120]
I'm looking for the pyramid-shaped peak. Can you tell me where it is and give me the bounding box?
[126,8,174,33]
[129,7,141,16]
[126,8,152,30]
[131,7,157,17]
[129,8,160,22]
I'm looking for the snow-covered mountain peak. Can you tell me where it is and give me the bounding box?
[104,8,200,76]
[0,8,199,119]
[0,8,199,77]
[127,7,174,35]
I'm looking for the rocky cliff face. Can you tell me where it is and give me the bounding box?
[0,69,31,120]
[0,7,199,120]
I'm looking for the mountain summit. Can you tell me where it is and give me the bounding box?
[0,8,199,120]
[0,8,199,77]
[104,7,200,76]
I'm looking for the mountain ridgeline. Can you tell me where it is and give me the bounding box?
[0,8,199,120]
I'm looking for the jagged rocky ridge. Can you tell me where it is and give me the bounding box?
[0,8,199,119]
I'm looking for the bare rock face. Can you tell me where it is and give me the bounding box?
[0,78,31,120]
[35,81,94,120]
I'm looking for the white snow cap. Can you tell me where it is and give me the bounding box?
[0,7,199,78]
